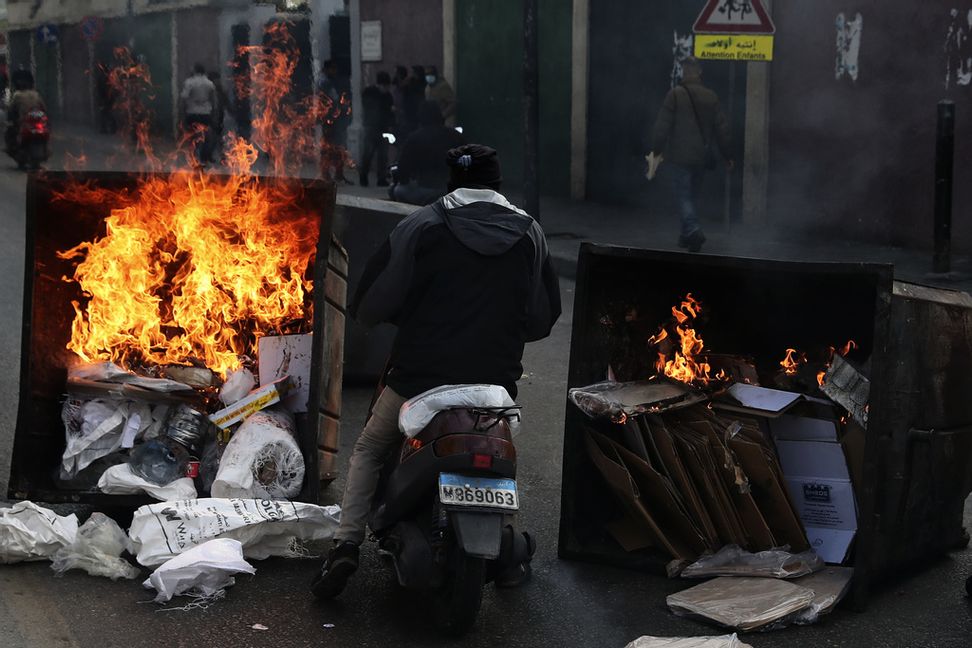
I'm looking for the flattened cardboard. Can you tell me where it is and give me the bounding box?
[583,429,694,560]
[645,415,720,549]
[715,384,803,418]
[599,430,709,555]
[728,435,810,551]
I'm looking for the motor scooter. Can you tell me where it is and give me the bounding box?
[7,108,50,170]
[368,397,535,636]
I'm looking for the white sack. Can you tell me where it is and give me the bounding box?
[50,512,140,580]
[61,399,165,479]
[625,634,753,648]
[143,538,255,602]
[98,463,198,501]
[398,384,519,438]
[211,410,304,500]
[220,368,256,406]
[128,498,341,567]
[0,501,79,564]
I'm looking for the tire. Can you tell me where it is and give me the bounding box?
[27,140,45,170]
[432,548,486,637]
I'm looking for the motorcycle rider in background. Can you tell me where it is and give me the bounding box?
[5,68,45,155]
[311,143,561,599]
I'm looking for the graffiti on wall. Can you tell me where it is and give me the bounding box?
[671,31,694,88]
[836,12,863,81]
[945,8,972,89]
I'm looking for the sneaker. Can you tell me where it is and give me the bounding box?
[686,230,706,253]
[310,541,359,599]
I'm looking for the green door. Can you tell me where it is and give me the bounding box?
[456,0,572,197]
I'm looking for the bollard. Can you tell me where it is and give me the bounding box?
[934,100,955,274]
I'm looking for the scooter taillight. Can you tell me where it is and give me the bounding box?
[433,434,515,462]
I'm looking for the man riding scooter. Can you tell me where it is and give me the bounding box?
[5,68,47,161]
[312,144,561,599]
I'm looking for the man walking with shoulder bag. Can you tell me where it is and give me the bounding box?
[650,57,733,253]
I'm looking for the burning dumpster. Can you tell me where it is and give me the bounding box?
[8,170,348,506]
[559,243,972,604]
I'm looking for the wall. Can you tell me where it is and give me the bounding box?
[769,2,972,252]
[359,0,441,85]
[586,1,747,218]
[60,24,93,125]
[455,0,572,197]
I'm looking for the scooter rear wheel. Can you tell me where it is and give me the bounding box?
[432,549,485,637]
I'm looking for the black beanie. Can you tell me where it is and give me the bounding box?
[446,144,503,189]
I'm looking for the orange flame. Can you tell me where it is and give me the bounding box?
[55,28,333,378]
[817,339,857,387]
[780,348,807,375]
[649,294,719,386]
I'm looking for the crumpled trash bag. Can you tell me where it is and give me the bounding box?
[220,367,256,406]
[681,545,824,580]
[97,463,198,502]
[399,384,520,438]
[625,634,753,648]
[60,399,167,480]
[143,538,255,603]
[50,513,140,580]
[0,501,79,564]
[211,409,304,500]
[128,498,341,567]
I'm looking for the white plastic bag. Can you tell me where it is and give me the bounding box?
[626,635,753,648]
[211,409,304,500]
[220,368,256,406]
[398,384,519,438]
[98,463,198,501]
[0,501,78,564]
[143,538,255,603]
[61,399,166,479]
[128,498,341,567]
[667,577,815,632]
[681,545,824,580]
[50,512,140,580]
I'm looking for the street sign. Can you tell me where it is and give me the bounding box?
[35,24,59,45]
[693,0,775,61]
[693,0,775,34]
[80,16,105,43]
[694,34,773,61]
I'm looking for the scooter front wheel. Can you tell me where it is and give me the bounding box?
[432,549,485,637]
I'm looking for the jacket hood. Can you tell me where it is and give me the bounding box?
[438,189,535,255]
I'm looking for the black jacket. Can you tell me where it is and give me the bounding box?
[397,125,466,188]
[351,189,562,399]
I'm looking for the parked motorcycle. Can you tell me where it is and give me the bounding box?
[368,398,535,636]
[7,108,50,170]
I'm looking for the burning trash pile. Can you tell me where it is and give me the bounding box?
[53,165,322,503]
[2,25,348,607]
[570,294,864,631]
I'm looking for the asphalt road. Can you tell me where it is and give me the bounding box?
[0,146,970,648]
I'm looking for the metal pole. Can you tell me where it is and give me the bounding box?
[523,0,540,221]
[723,62,736,234]
[934,100,955,274]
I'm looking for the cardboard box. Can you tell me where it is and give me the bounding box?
[772,415,857,564]
[259,334,313,414]
[209,376,294,430]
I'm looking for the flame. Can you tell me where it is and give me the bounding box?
[780,348,807,375]
[649,294,719,386]
[817,339,857,387]
[56,28,331,378]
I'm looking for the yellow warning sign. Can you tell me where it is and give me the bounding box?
[694,34,774,61]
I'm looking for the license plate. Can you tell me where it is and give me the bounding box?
[438,473,518,510]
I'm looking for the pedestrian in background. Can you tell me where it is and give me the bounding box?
[180,62,217,164]
[424,65,456,127]
[359,71,395,187]
[650,57,733,253]
[319,59,351,183]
